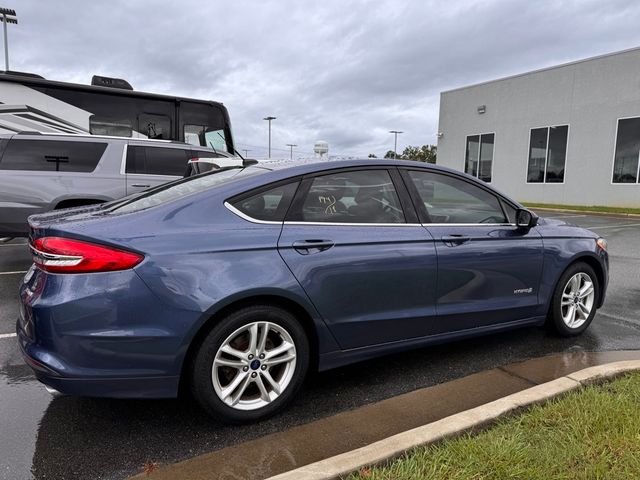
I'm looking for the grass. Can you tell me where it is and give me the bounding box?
[347,373,640,480]
[522,202,640,215]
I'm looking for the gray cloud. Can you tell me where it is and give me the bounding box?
[9,0,640,157]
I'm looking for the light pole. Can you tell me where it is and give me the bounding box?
[0,8,17,72]
[242,149,250,157]
[286,143,297,160]
[389,130,403,159]
[263,116,276,158]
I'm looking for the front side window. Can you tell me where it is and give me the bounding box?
[612,117,640,183]
[231,182,299,222]
[297,170,405,224]
[465,133,494,182]
[0,139,106,172]
[527,125,568,183]
[407,170,508,224]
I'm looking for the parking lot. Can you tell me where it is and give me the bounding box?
[1,211,640,480]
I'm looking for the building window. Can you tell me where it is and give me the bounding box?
[612,117,640,184]
[464,133,494,182]
[527,125,568,183]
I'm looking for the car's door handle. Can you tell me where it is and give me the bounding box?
[292,240,334,255]
[131,184,151,188]
[442,234,470,247]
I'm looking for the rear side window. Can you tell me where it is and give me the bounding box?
[126,146,189,176]
[231,182,299,222]
[0,139,107,172]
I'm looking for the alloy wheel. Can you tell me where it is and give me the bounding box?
[561,272,595,329]
[211,321,297,411]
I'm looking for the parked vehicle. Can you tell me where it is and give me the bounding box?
[18,159,609,423]
[0,71,235,151]
[0,132,241,237]
[183,154,245,177]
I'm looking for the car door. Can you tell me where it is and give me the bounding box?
[277,167,438,350]
[402,168,544,334]
[124,145,189,195]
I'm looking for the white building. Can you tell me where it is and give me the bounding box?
[437,47,640,208]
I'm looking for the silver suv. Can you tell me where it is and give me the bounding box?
[0,132,240,237]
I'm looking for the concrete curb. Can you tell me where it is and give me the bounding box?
[265,360,640,480]
[527,206,640,218]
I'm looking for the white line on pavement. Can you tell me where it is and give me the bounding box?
[585,223,640,230]
[0,332,17,339]
[0,270,27,275]
[548,214,587,219]
[0,242,27,247]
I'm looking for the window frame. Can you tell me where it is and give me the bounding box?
[399,167,518,226]
[284,166,419,226]
[611,115,640,185]
[464,132,495,183]
[525,124,570,185]
[225,177,302,225]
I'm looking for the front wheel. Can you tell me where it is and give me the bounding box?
[548,262,599,336]
[190,305,309,423]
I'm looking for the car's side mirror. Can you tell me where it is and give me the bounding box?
[515,208,538,229]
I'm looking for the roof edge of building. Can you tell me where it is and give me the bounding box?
[441,45,640,95]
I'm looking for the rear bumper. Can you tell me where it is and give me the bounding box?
[17,319,181,398]
[17,267,198,399]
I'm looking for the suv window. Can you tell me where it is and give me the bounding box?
[231,182,299,222]
[126,146,190,176]
[297,169,405,224]
[0,139,107,172]
[407,170,507,224]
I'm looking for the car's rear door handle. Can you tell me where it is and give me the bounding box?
[292,240,334,255]
[442,234,470,247]
[131,184,151,188]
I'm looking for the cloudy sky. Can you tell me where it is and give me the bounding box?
[9,0,640,157]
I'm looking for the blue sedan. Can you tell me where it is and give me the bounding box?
[18,159,609,422]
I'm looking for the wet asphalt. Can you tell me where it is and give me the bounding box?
[1,211,639,480]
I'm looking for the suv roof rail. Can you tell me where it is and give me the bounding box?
[16,131,42,135]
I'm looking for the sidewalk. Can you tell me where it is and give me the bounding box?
[132,350,640,480]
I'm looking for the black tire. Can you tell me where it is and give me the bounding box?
[190,304,309,423]
[548,262,599,337]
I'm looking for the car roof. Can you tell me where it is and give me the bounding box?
[235,158,523,208]
[0,132,229,151]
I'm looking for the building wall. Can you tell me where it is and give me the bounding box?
[437,48,640,207]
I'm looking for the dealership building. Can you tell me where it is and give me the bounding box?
[436,47,640,208]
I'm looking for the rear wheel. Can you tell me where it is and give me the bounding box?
[190,305,309,423]
[548,262,599,336]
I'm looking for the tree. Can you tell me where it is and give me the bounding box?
[401,145,437,163]
[368,153,377,158]
[384,150,398,159]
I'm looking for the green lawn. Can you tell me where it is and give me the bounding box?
[347,373,640,480]
[522,202,640,215]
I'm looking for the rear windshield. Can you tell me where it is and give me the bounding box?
[110,166,266,214]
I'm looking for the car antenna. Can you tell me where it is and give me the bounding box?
[216,131,256,166]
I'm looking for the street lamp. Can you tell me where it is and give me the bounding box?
[286,143,297,160]
[0,7,17,72]
[263,116,276,158]
[389,130,403,159]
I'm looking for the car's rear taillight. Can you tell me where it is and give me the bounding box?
[30,237,143,274]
